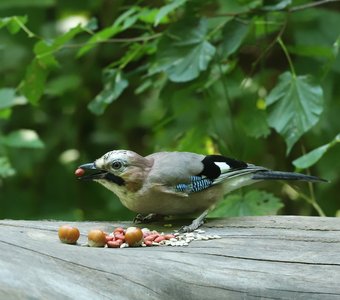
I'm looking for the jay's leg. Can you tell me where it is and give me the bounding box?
[133,213,164,224]
[179,208,210,233]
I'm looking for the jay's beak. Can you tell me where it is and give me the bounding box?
[79,162,97,170]
[77,162,108,181]
[77,162,125,186]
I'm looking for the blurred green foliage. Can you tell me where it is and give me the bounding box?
[0,0,339,221]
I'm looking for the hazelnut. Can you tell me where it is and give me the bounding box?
[87,229,107,247]
[58,225,80,244]
[124,227,144,247]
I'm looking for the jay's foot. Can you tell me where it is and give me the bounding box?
[179,218,205,233]
[133,213,164,224]
[178,208,210,232]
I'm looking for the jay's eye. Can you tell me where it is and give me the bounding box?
[111,161,123,170]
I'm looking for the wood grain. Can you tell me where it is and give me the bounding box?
[1,216,340,299]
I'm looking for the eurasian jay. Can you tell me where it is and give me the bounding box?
[77,150,325,232]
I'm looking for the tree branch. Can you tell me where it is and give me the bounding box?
[289,0,340,12]
[63,33,162,49]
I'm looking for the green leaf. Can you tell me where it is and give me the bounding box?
[293,133,340,169]
[114,7,140,30]
[262,0,292,11]
[154,0,186,26]
[239,108,270,139]
[266,72,324,154]
[20,59,49,105]
[0,109,12,119]
[0,88,15,109]
[34,25,84,68]
[55,25,84,45]
[0,16,28,34]
[77,26,120,57]
[333,35,340,57]
[33,40,60,68]
[77,7,139,57]
[115,43,150,69]
[0,88,27,114]
[88,69,129,115]
[0,0,54,9]
[31,26,84,102]
[45,74,81,96]
[288,45,334,59]
[209,190,284,217]
[84,17,98,31]
[293,145,329,169]
[152,18,216,82]
[220,19,250,58]
[176,128,209,153]
[135,79,153,95]
[1,129,44,149]
[0,157,16,178]
[139,8,162,25]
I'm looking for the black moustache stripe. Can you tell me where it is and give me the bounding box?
[104,173,125,186]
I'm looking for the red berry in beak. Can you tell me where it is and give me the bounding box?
[75,168,85,177]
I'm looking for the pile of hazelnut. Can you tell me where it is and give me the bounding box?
[58,225,177,248]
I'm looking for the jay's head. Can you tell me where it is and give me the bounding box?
[77,150,151,191]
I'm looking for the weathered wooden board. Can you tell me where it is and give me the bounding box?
[1,216,340,300]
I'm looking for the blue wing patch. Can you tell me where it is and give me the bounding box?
[175,176,213,193]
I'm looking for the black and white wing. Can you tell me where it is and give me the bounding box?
[175,155,266,194]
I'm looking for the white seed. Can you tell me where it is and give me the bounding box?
[127,227,222,248]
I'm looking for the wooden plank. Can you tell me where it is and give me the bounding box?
[1,216,340,299]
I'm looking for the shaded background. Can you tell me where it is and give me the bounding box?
[0,0,339,221]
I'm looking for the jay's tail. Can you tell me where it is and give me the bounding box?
[252,170,327,183]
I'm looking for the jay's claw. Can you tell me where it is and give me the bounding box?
[178,208,210,233]
[179,219,205,233]
[133,213,164,224]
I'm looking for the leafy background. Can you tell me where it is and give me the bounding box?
[0,0,339,221]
